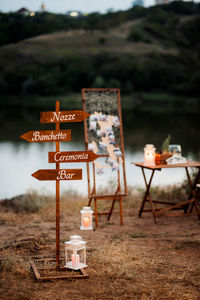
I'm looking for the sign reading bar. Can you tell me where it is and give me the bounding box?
[40,110,90,123]
[32,169,82,181]
[48,151,99,163]
[20,130,71,143]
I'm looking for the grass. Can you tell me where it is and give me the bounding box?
[0,185,200,299]
[0,190,53,213]
[0,254,30,276]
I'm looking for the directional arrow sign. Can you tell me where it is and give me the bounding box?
[32,169,82,181]
[40,110,89,123]
[20,130,71,143]
[48,151,99,163]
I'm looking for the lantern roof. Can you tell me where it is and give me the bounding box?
[64,235,86,246]
[81,206,93,213]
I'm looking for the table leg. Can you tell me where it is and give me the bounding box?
[138,168,157,223]
[185,167,200,213]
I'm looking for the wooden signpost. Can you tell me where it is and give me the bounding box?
[21,101,94,280]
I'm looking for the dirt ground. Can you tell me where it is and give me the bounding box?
[0,194,200,300]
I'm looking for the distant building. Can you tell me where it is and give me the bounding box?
[66,10,84,18]
[16,7,35,17]
[17,7,30,16]
[155,0,170,5]
[132,0,144,7]
[41,2,46,12]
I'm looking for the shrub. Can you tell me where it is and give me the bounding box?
[0,254,30,276]
[0,191,51,213]
[98,36,106,44]
[92,75,106,88]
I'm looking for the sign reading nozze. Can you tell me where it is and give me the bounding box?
[40,110,89,123]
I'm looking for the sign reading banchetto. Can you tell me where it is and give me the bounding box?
[48,151,99,163]
[40,110,90,123]
[20,130,71,143]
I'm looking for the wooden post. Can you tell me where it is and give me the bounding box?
[55,101,60,270]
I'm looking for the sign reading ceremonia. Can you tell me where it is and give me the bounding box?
[48,151,99,163]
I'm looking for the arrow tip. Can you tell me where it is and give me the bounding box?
[20,133,25,140]
[85,112,90,119]
[31,171,38,180]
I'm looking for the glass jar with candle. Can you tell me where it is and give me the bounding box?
[80,207,93,230]
[144,144,156,166]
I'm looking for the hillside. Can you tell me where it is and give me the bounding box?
[0,1,200,100]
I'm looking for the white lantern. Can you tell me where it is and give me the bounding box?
[144,144,156,166]
[80,207,93,230]
[64,235,87,270]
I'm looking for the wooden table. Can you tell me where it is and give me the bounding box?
[132,160,200,223]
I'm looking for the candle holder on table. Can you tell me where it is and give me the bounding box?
[80,207,93,230]
[144,144,156,166]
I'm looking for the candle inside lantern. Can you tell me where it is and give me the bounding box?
[71,254,80,268]
[83,216,90,228]
[144,144,156,166]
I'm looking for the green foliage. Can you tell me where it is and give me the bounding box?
[161,135,171,153]
[92,76,106,88]
[98,36,106,44]
[0,2,200,97]
[128,27,151,43]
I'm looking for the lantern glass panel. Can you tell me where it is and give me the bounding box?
[80,207,93,230]
[144,144,156,166]
[64,236,87,270]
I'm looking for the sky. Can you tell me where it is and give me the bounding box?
[0,0,155,14]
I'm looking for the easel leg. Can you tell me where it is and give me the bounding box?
[185,168,200,213]
[88,198,92,206]
[107,199,116,221]
[119,196,123,226]
[94,198,98,227]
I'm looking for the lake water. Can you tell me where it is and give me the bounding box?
[0,140,196,199]
[0,109,199,199]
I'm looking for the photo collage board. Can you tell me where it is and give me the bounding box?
[82,89,124,175]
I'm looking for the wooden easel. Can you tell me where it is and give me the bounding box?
[82,89,127,227]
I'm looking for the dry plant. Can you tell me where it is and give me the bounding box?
[0,184,200,299]
[0,190,53,213]
[151,183,188,204]
[0,253,30,277]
